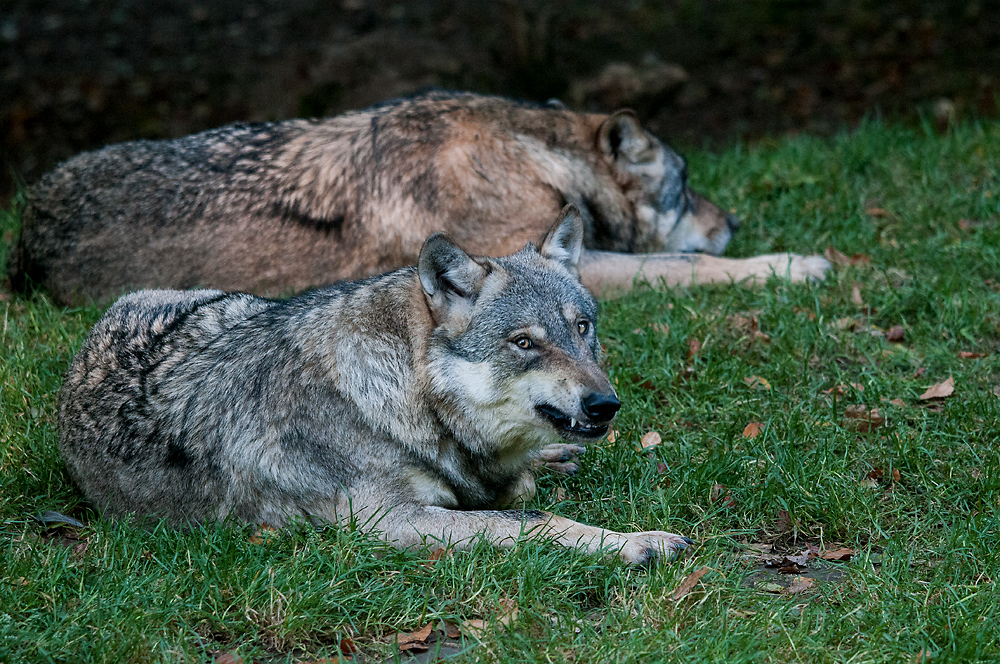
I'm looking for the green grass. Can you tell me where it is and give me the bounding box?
[2,119,1000,663]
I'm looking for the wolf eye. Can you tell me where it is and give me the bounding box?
[577,320,590,335]
[513,336,534,350]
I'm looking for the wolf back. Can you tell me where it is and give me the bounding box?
[11,91,827,305]
[58,207,690,563]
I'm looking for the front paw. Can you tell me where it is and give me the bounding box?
[787,254,831,283]
[618,531,693,565]
[532,443,587,475]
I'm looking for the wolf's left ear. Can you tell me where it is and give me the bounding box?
[598,110,657,165]
[540,204,584,275]
[419,233,489,323]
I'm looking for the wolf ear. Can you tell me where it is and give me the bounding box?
[598,110,657,165]
[540,205,584,275]
[419,233,488,322]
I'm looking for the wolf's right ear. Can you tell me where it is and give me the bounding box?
[418,233,488,323]
[598,110,657,166]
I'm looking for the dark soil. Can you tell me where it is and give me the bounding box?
[3,0,999,206]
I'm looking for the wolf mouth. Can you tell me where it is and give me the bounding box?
[535,404,609,439]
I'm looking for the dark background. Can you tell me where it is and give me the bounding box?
[2,0,998,207]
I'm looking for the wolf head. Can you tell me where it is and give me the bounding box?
[597,110,738,255]
[420,205,619,457]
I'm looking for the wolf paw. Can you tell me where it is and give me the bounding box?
[619,531,693,565]
[787,254,831,283]
[533,443,587,475]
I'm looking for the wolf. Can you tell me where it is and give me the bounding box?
[58,207,691,564]
[11,91,828,305]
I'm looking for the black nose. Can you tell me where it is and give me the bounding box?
[582,392,621,422]
[726,213,740,232]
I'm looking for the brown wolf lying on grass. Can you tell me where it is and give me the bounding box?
[10,91,829,305]
[58,207,691,564]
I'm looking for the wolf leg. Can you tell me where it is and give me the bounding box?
[579,250,830,295]
[378,505,690,564]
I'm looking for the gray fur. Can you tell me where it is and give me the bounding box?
[59,209,690,563]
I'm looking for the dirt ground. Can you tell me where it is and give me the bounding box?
[2,0,998,206]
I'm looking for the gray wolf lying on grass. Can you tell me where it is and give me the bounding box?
[58,207,691,564]
[11,91,828,305]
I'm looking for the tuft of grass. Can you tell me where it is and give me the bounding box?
[2,120,999,663]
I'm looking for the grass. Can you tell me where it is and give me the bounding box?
[2,118,999,663]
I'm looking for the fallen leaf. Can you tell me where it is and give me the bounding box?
[913,648,928,663]
[832,317,860,331]
[851,283,865,307]
[396,623,434,651]
[823,383,865,396]
[892,468,901,483]
[552,487,567,502]
[249,524,278,545]
[742,421,763,438]
[428,547,452,562]
[786,576,815,594]
[710,483,737,508]
[215,655,243,664]
[820,547,854,561]
[843,405,885,432]
[656,462,668,474]
[650,322,669,334]
[461,619,488,639]
[886,325,905,342]
[687,337,702,361]
[890,398,907,407]
[868,468,885,481]
[439,621,462,639]
[776,509,795,533]
[630,375,656,390]
[727,313,770,342]
[825,246,872,266]
[497,599,519,626]
[865,206,892,219]
[919,376,955,400]
[606,429,619,443]
[958,351,987,359]
[913,367,926,378]
[339,637,358,655]
[744,375,771,391]
[639,431,661,450]
[671,567,710,600]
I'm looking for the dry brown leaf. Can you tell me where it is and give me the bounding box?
[825,246,872,266]
[890,398,907,407]
[339,637,358,655]
[606,429,619,443]
[892,468,901,483]
[744,375,771,391]
[742,421,763,438]
[671,567,710,601]
[776,509,795,533]
[868,468,884,481]
[249,524,278,545]
[656,462,668,474]
[958,351,987,359]
[919,376,955,400]
[215,655,243,664]
[461,619,488,639]
[428,547,452,562]
[851,282,865,307]
[710,483,737,508]
[728,313,770,342]
[497,599,519,626]
[865,206,892,218]
[886,325,905,342]
[551,487,567,502]
[913,367,927,378]
[785,576,815,594]
[639,431,662,450]
[819,547,854,561]
[650,322,669,334]
[439,621,462,639]
[823,383,865,396]
[843,405,885,432]
[687,337,702,362]
[396,623,434,651]
[630,375,656,390]
[913,649,928,664]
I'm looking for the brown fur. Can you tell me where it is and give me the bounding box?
[11,91,827,304]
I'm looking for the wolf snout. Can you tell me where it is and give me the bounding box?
[581,392,621,423]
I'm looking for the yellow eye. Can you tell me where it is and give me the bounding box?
[577,320,590,335]
[514,336,533,350]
